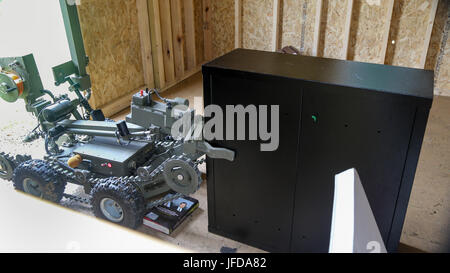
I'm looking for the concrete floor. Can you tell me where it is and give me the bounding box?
[0,72,448,252]
[113,72,450,253]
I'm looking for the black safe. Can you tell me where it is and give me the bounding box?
[202,49,433,253]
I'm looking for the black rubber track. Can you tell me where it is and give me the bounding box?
[90,177,145,229]
[12,159,67,203]
[0,152,16,181]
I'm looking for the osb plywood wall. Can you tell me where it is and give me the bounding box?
[426,0,449,96]
[425,0,447,70]
[77,0,449,110]
[242,0,274,51]
[194,0,205,65]
[77,0,207,113]
[209,0,450,96]
[78,0,144,109]
[147,0,206,89]
[435,27,450,95]
[320,0,349,59]
[281,0,317,56]
[348,0,393,63]
[385,0,436,68]
[210,0,235,58]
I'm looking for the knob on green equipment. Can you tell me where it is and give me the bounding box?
[0,72,21,103]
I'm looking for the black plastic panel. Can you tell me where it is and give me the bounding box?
[291,82,416,252]
[207,73,301,252]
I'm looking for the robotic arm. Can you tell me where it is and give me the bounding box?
[0,0,101,143]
